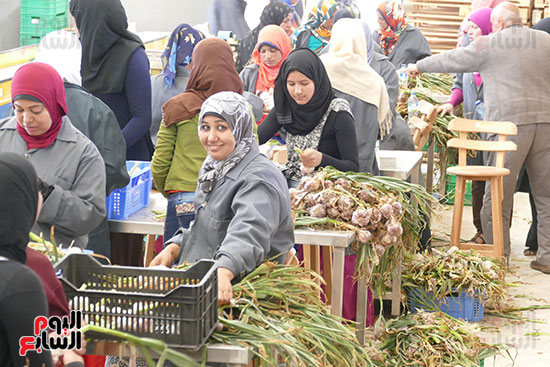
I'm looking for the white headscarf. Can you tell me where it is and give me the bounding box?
[197,92,256,194]
[320,18,393,138]
[34,30,82,86]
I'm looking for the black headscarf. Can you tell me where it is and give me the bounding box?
[533,18,550,34]
[70,0,144,94]
[274,48,334,135]
[0,153,39,264]
[236,1,292,71]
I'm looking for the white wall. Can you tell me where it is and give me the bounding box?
[121,0,213,33]
[0,0,213,52]
[0,0,22,51]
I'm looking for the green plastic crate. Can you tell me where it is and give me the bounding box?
[21,0,68,15]
[445,174,472,206]
[20,12,67,46]
[20,0,68,46]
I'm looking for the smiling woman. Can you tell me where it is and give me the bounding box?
[199,115,237,161]
[151,37,244,242]
[150,91,294,305]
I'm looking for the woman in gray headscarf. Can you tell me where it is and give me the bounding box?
[150,91,294,304]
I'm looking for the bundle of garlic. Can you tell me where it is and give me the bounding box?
[292,167,437,299]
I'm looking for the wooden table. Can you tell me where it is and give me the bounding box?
[294,229,355,319]
[88,341,253,367]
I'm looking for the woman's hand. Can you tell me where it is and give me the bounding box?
[217,267,235,305]
[149,243,180,267]
[259,89,274,112]
[437,103,454,117]
[299,148,322,169]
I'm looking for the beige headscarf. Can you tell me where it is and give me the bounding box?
[320,18,392,138]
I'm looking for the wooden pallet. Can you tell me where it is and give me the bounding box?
[405,0,546,53]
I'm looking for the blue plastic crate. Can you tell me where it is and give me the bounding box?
[106,161,152,220]
[407,287,485,322]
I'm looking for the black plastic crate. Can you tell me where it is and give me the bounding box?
[55,254,217,350]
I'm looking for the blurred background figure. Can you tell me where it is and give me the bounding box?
[291,0,343,54]
[240,25,292,123]
[374,0,431,67]
[236,1,292,72]
[71,0,154,161]
[208,0,250,38]
[151,23,205,146]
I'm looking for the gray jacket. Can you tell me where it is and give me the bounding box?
[4,83,129,195]
[170,144,294,279]
[417,25,550,125]
[374,24,432,68]
[334,90,380,175]
[64,83,129,194]
[0,116,106,248]
[371,52,399,111]
[371,49,415,151]
[240,64,259,94]
[454,72,484,120]
[150,67,190,146]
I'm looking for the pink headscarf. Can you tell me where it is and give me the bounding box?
[11,62,68,149]
[457,0,505,46]
[469,7,493,36]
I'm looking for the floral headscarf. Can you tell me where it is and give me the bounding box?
[291,0,342,52]
[161,24,205,87]
[377,0,407,56]
[197,92,255,194]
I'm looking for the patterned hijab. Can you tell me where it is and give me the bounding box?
[321,18,392,138]
[161,24,205,88]
[162,38,244,127]
[377,0,407,56]
[276,0,301,28]
[291,0,342,51]
[197,92,255,194]
[252,25,292,93]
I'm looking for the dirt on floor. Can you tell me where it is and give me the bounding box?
[431,192,550,367]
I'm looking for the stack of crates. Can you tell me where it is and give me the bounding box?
[20,0,69,46]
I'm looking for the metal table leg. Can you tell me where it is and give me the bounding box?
[355,281,368,345]
[331,247,345,317]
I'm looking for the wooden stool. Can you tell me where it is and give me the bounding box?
[410,100,438,152]
[446,118,517,260]
[410,100,438,194]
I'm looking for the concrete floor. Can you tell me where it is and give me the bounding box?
[431,192,550,367]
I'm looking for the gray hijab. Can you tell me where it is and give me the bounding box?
[197,92,255,194]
